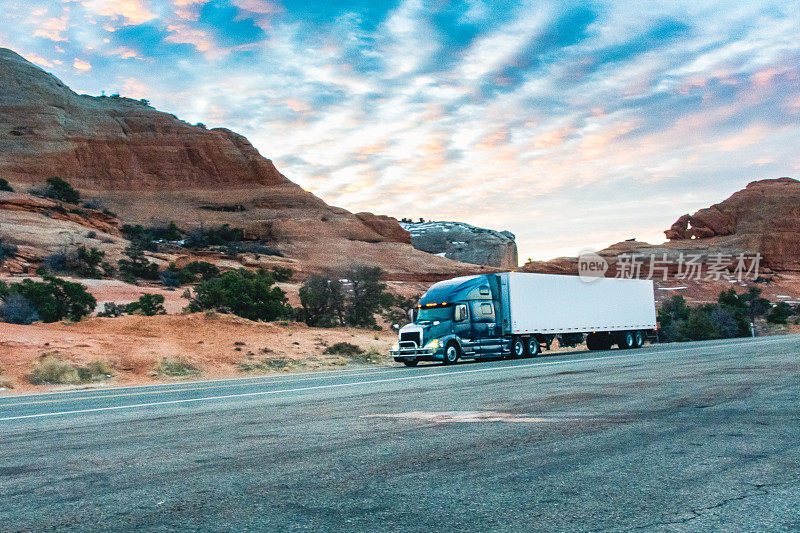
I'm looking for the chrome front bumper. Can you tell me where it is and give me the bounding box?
[390,339,440,361]
[390,347,434,358]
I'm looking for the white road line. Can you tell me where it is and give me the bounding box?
[1,339,780,422]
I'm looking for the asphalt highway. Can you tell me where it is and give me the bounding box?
[1,335,799,531]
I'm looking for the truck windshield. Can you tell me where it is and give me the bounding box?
[416,307,452,322]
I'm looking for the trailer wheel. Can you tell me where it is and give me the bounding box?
[443,342,460,365]
[633,331,644,348]
[527,337,540,357]
[586,333,600,351]
[618,331,635,349]
[512,338,526,358]
[403,360,419,367]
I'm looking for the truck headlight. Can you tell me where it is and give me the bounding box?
[424,338,440,350]
[391,342,399,351]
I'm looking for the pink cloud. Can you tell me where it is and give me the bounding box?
[80,0,156,26]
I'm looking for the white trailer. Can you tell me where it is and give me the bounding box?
[499,272,657,335]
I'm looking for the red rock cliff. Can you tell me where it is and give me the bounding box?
[0,47,475,279]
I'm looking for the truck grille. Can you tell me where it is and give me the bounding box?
[400,331,422,346]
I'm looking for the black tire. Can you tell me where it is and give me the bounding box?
[512,337,526,359]
[617,331,635,350]
[443,342,460,365]
[633,330,644,348]
[403,360,419,367]
[586,333,600,351]
[527,337,540,357]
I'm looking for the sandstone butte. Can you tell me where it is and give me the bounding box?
[0,47,484,280]
[522,177,800,276]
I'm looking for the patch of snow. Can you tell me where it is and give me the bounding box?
[657,286,688,291]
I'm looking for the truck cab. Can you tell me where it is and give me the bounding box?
[390,275,510,366]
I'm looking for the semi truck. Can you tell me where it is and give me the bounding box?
[390,272,657,366]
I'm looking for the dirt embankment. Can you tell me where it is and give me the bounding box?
[0,313,399,394]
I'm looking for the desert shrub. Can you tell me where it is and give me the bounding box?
[0,293,40,324]
[8,274,96,322]
[87,360,113,376]
[98,302,126,317]
[767,302,793,324]
[155,357,198,377]
[76,360,113,382]
[237,242,283,257]
[681,306,720,341]
[126,294,166,316]
[0,361,12,389]
[298,266,391,328]
[237,356,298,372]
[381,293,420,327]
[183,224,244,249]
[82,198,105,211]
[118,243,160,281]
[43,252,68,273]
[186,268,292,321]
[0,178,13,192]
[28,355,80,384]
[160,269,181,288]
[178,261,220,283]
[43,177,80,204]
[0,240,18,264]
[658,290,776,342]
[740,288,772,323]
[324,342,363,356]
[74,246,105,278]
[345,264,390,328]
[122,222,182,250]
[349,347,384,365]
[709,306,741,338]
[298,275,345,327]
[270,266,293,282]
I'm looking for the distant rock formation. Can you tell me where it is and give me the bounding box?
[664,177,800,271]
[399,221,518,268]
[355,213,411,244]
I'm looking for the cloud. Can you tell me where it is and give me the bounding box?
[33,17,69,41]
[73,57,92,70]
[1,0,800,261]
[165,23,214,52]
[80,0,157,25]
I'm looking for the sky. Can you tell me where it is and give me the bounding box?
[1,0,799,262]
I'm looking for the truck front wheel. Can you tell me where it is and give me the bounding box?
[443,342,460,365]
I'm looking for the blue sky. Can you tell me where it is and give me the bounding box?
[2,1,799,261]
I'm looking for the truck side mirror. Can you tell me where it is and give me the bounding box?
[454,304,467,322]
[408,308,415,322]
